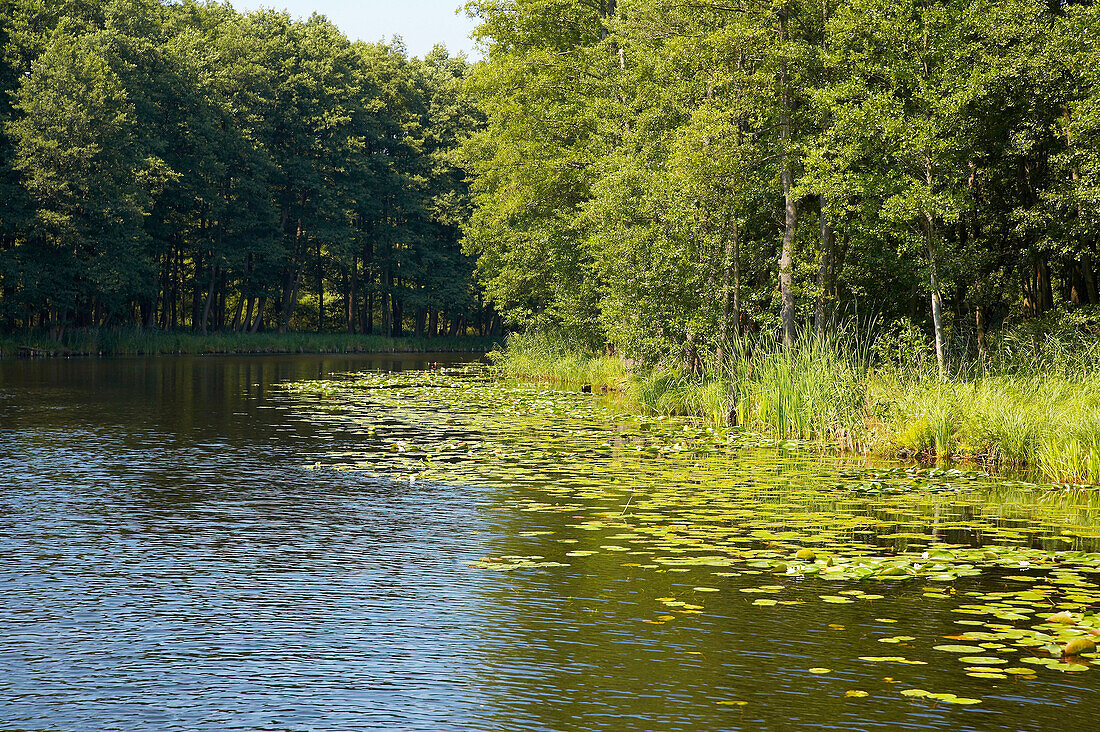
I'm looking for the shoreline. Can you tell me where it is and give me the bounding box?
[491,333,1100,487]
[0,332,500,360]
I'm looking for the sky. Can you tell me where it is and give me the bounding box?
[231,0,480,59]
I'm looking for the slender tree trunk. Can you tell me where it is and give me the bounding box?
[365,289,374,335]
[732,224,741,339]
[278,264,301,333]
[241,297,254,334]
[249,295,266,333]
[191,248,204,330]
[391,288,403,338]
[1036,256,1053,312]
[1083,253,1098,305]
[778,6,798,348]
[815,196,834,337]
[200,263,219,336]
[975,304,987,354]
[316,240,323,333]
[780,172,798,347]
[215,271,227,331]
[346,256,357,333]
[230,291,245,332]
[382,295,392,338]
[926,224,946,374]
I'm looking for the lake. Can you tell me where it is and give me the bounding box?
[2,355,1099,731]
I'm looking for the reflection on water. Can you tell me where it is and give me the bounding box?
[1,356,1099,731]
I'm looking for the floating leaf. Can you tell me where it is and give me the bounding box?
[933,645,985,653]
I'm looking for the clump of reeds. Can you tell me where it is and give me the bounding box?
[489,330,629,391]
[494,309,1100,485]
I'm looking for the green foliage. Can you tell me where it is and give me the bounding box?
[461,0,1100,376]
[0,0,487,337]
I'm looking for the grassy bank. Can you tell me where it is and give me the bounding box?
[0,328,498,358]
[491,326,1100,485]
[486,331,631,391]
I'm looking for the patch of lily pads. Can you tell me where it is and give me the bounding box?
[282,365,1100,708]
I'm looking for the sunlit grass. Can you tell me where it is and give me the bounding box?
[488,330,630,391]
[870,374,1100,484]
[496,324,1100,485]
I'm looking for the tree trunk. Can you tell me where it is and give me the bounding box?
[278,265,301,333]
[346,257,357,333]
[975,304,987,354]
[1083,253,1099,305]
[427,309,438,338]
[230,291,245,332]
[200,263,219,336]
[391,290,403,338]
[778,6,798,348]
[927,231,946,374]
[381,286,391,337]
[1037,256,1053,312]
[365,289,374,335]
[191,247,204,330]
[779,172,798,347]
[249,295,266,333]
[316,240,324,333]
[815,196,834,337]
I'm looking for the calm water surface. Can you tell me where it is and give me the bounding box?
[1,355,1098,731]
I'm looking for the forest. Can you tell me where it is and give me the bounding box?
[0,0,491,342]
[461,0,1100,371]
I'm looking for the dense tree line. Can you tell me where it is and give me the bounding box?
[461,0,1100,369]
[0,0,492,338]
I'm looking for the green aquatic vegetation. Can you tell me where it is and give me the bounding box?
[284,365,1100,700]
[494,332,1100,484]
[900,689,981,704]
[869,374,1100,484]
[487,331,629,392]
[467,555,570,571]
